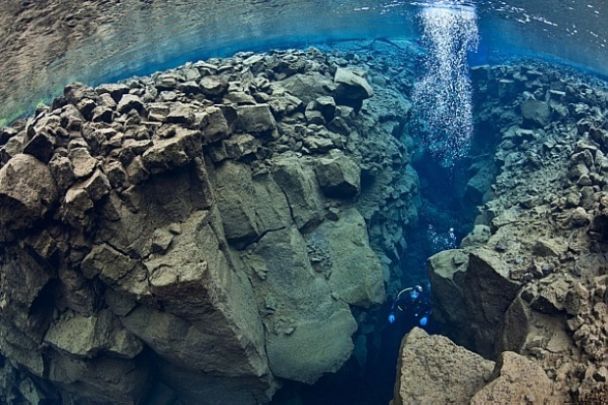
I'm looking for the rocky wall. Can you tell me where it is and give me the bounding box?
[0,46,418,404]
[425,62,608,402]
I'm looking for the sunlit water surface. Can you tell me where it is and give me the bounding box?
[0,0,607,122]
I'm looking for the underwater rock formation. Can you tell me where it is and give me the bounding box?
[418,63,608,402]
[392,327,494,405]
[394,328,561,404]
[0,47,418,403]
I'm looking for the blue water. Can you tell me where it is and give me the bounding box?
[2,0,608,122]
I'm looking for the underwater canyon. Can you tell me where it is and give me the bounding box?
[0,1,607,404]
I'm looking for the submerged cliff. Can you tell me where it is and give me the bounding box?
[2,38,607,404]
[0,46,419,404]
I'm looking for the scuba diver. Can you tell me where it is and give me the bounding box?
[387,284,432,330]
[447,227,457,249]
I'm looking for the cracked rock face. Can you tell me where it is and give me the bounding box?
[0,46,417,404]
[424,62,608,402]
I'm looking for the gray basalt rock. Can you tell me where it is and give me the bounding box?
[44,310,143,359]
[428,250,469,333]
[313,96,337,122]
[45,349,150,404]
[521,99,550,128]
[81,243,137,282]
[68,147,97,179]
[334,68,373,110]
[60,186,94,229]
[307,208,385,307]
[272,156,322,229]
[124,211,269,377]
[224,133,260,160]
[0,47,417,403]
[236,104,277,138]
[200,76,228,98]
[430,247,522,355]
[278,72,332,104]
[141,127,203,174]
[0,134,24,163]
[314,151,361,198]
[0,154,58,236]
[97,83,130,102]
[116,94,145,115]
[166,102,195,125]
[201,106,235,143]
[213,161,290,246]
[23,132,55,163]
[242,227,358,384]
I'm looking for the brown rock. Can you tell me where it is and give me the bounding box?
[236,104,277,138]
[201,106,235,143]
[23,132,55,163]
[69,147,97,179]
[141,128,202,174]
[0,154,58,235]
[117,94,145,115]
[393,328,494,405]
[314,151,360,198]
[471,352,555,404]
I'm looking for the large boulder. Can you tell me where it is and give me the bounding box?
[200,106,235,143]
[333,68,374,110]
[470,352,555,404]
[392,328,494,405]
[157,359,276,405]
[0,153,58,237]
[124,210,269,377]
[45,349,149,404]
[429,248,522,355]
[428,250,470,342]
[521,99,550,128]
[265,307,357,384]
[235,104,277,139]
[141,128,203,174]
[314,151,361,198]
[95,162,212,259]
[278,72,332,104]
[68,147,97,179]
[81,243,137,284]
[464,248,522,355]
[116,94,145,115]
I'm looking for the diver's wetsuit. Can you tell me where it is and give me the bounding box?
[388,286,432,331]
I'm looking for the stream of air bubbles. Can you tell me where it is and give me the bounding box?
[413,1,479,166]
